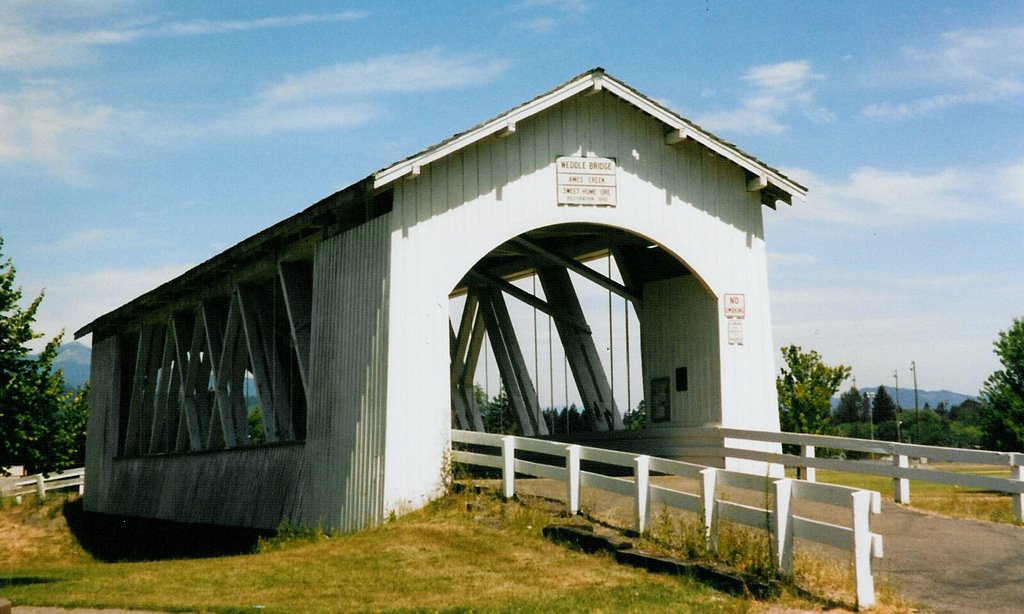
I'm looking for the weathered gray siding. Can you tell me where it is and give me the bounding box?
[83,333,120,513]
[95,444,303,528]
[290,213,392,532]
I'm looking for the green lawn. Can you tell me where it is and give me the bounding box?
[801,463,1019,525]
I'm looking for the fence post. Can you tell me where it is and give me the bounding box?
[36,474,46,500]
[772,478,794,575]
[893,454,910,504]
[1011,454,1023,523]
[501,436,515,500]
[700,467,718,553]
[851,490,876,610]
[566,445,581,515]
[800,445,816,482]
[634,455,650,534]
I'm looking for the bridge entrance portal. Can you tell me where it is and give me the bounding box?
[449,223,723,455]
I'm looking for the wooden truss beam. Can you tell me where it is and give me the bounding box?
[512,237,640,305]
[475,286,548,436]
[449,295,485,431]
[466,269,591,334]
[537,265,622,431]
[278,260,312,398]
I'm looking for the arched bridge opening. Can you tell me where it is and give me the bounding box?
[449,222,720,441]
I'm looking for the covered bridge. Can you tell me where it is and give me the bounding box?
[76,68,805,532]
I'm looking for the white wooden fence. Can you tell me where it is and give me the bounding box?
[710,428,1024,522]
[3,467,85,503]
[452,430,883,610]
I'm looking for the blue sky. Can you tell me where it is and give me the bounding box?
[1,1,1021,397]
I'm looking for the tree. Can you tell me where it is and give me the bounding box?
[980,317,1024,451]
[834,385,867,424]
[0,236,89,474]
[777,345,850,434]
[872,386,898,424]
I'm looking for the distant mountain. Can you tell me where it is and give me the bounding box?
[52,341,91,389]
[831,385,977,409]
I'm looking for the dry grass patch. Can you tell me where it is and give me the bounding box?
[2,490,757,613]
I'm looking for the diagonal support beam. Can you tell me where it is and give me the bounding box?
[475,286,547,436]
[278,260,312,398]
[171,311,207,451]
[512,237,640,305]
[466,269,591,334]
[537,266,622,431]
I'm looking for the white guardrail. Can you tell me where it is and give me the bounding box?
[710,428,1024,522]
[452,430,883,610]
[3,467,85,503]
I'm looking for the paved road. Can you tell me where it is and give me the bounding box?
[509,477,1024,613]
[871,501,1024,613]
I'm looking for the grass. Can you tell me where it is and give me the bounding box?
[0,489,810,613]
[803,462,1019,524]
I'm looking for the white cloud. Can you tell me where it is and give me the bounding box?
[263,49,511,103]
[861,26,1024,119]
[697,60,832,135]
[26,263,193,351]
[0,83,139,182]
[780,163,1023,226]
[768,252,817,267]
[0,11,368,71]
[36,228,126,254]
[512,17,558,34]
[210,102,381,137]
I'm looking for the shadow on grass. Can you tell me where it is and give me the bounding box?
[0,576,57,588]
[62,498,273,562]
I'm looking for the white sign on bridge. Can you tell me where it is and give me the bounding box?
[556,156,616,206]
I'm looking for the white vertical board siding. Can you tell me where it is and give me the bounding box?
[292,214,391,532]
[387,91,779,464]
[83,334,119,513]
[640,276,721,427]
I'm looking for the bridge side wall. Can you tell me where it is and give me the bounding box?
[289,213,392,531]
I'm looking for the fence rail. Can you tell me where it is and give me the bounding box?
[452,430,882,610]
[715,427,1024,521]
[3,467,85,503]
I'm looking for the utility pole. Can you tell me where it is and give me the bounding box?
[894,369,900,411]
[911,360,920,445]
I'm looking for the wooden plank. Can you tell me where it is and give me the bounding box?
[453,450,503,469]
[578,446,637,468]
[580,471,635,497]
[791,515,851,550]
[515,459,566,481]
[648,457,704,480]
[451,429,503,447]
[650,485,702,514]
[717,500,771,529]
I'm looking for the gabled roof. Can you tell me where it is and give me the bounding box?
[76,68,804,339]
[372,67,806,206]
